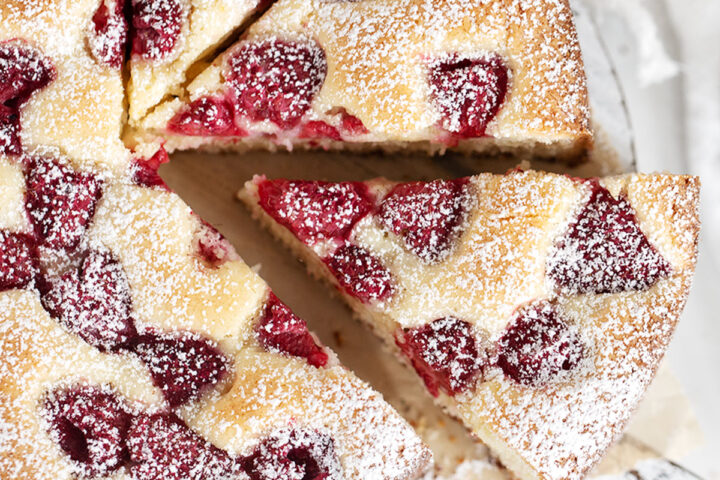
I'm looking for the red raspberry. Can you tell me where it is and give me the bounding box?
[127,413,241,480]
[547,180,672,294]
[242,428,341,480]
[0,41,56,154]
[227,39,326,129]
[496,301,584,386]
[40,250,137,352]
[88,0,129,68]
[24,156,103,250]
[132,330,230,408]
[43,385,131,477]
[0,231,38,291]
[378,179,471,263]
[324,243,394,303]
[130,0,184,61]
[396,317,483,397]
[255,292,328,368]
[428,54,508,138]
[257,179,374,245]
[299,121,342,141]
[338,111,368,136]
[131,146,170,190]
[193,219,237,268]
[167,95,245,137]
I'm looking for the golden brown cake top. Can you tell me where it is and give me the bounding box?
[240,0,590,140]
[0,152,430,479]
[0,2,431,473]
[242,170,700,480]
[131,0,591,157]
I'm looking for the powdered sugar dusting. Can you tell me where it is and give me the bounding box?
[0,289,161,478]
[257,179,374,246]
[86,0,128,69]
[427,53,509,138]
[40,249,137,352]
[1,0,131,175]
[130,0,187,62]
[378,179,473,263]
[183,347,431,479]
[243,170,699,480]
[139,0,590,155]
[227,37,327,130]
[0,40,56,154]
[1,20,430,472]
[464,275,693,479]
[291,0,588,139]
[547,180,672,294]
[241,427,342,480]
[1,157,430,479]
[396,316,485,397]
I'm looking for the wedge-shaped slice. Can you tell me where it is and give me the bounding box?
[240,170,700,480]
[130,0,591,160]
[0,151,431,479]
[127,0,272,124]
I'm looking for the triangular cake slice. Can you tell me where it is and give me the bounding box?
[126,0,272,124]
[0,150,431,480]
[240,170,700,480]
[128,0,591,160]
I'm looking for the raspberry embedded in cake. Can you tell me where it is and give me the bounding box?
[0,41,56,154]
[40,250,138,352]
[193,219,238,268]
[324,243,394,303]
[131,0,185,62]
[396,317,484,397]
[127,412,240,480]
[0,42,57,108]
[0,105,21,155]
[427,54,508,138]
[299,120,342,142]
[378,178,471,263]
[0,231,38,291]
[241,147,698,480]
[242,428,341,480]
[226,38,327,129]
[167,95,245,137]
[255,292,328,368]
[496,301,584,386]
[24,156,103,250]
[131,146,170,190]
[133,330,230,407]
[88,0,129,69]
[547,180,672,294]
[335,108,369,136]
[256,179,374,245]
[43,385,131,478]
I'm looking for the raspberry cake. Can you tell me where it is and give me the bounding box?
[0,4,431,476]
[240,171,700,480]
[127,0,274,124]
[128,0,591,160]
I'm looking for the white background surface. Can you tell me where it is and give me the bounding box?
[587,1,720,478]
